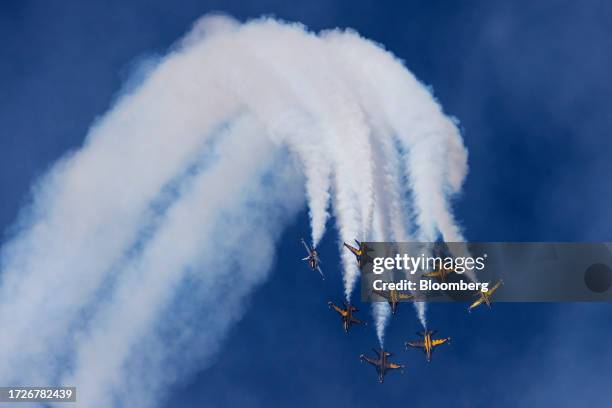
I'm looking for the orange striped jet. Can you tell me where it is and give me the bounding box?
[371,288,415,315]
[343,240,373,268]
[468,280,503,312]
[360,348,404,383]
[406,330,451,362]
[423,265,456,282]
[328,301,366,333]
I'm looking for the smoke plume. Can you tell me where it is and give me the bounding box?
[0,15,466,406]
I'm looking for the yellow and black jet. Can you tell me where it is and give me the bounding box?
[301,238,325,279]
[406,330,451,362]
[360,348,404,383]
[468,280,503,312]
[328,301,366,333]
[343,239,373,268]
[423,265,455,282]
[371,288,415,315]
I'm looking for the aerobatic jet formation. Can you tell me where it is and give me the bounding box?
[360,348,405,383]
[371,288,415,315]
[469,280,503,312]
[300,238,325,279]
[298,235,465,380]
[328,301,366,333]
[343,239,374,268]
[405,330,451,362]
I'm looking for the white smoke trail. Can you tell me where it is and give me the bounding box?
[0,15,467,406]
[61,116,300,406]
[325,31,468,243]
[416,300,428,329]
[372,301,391,347]
[332,30,467,325]
[325,31,467,331]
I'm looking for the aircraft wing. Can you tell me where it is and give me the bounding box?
[372,289,390,300]
[432,338,450,347]
[328,302,344,315]
[360,355,378,366]
[351,316,365,325]
[469,296,484,310]
[398,293,415,300]
[406,341,425,349]
[487,281,502,296]
[301,239,311,254]
[343,242,361,256]
[422,270,440,278]
[316,265,325,279]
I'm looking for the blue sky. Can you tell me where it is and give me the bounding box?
[1,1,611,407]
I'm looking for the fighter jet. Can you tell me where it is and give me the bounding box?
[343,239,373,268]
[423,265,455,282]
[468,280,503,312]
[360,348,404,383]
[300,238,325,279]
[405,330,451,362]
[371,288,415,315]
[328,301,366,333]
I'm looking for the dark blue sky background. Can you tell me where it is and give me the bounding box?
[1,1,611,407]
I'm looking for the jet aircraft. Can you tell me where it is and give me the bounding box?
[301,238,325,279]
[468,280,503,312]
[360,348,404,383]
[328,301,366,333]
[405,330,450,362]
[423,265,455,282]
[343,239,373,267]
[371,288,415,315]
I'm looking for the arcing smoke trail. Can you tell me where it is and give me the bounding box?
[0,15,466,406]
